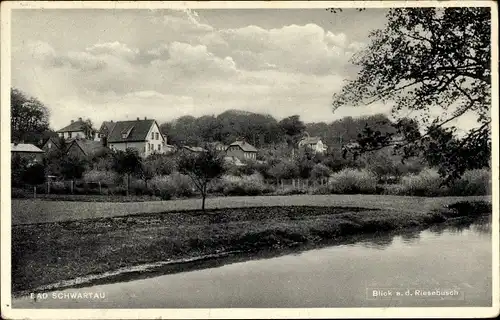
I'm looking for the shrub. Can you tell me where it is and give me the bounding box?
[82,170,119,186]
[397,168,446,196]
[213,173,274,196]
[150,173,195,199]
[327,169,378,194]
[274,186,309,196]
[309,163,332,180]
[450,169,491,196]
[49,181,68,194]
[267,160,299,180]
[11,187,29,198]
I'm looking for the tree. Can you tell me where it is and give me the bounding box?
[279,115,306,154]
[81,118,96,140]
[332,7,491,183]
[177,146,225,211]
[113,148,142,196]
[60,156,88,186]
[11,88,50,143]
[136,158,156,189]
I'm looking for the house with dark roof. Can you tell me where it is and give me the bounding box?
[95,121,117,142]
[298,136,327,154]
[41,136,64,154]
[66,139,107,159]
[57,118,95,140]
[225,139,258,161]
[106,117,166,157]
[11,143,44,163]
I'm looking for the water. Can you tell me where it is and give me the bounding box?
[13,218,492,308]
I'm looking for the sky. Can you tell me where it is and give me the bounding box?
[10,7,477,133]
[11,8,395,130]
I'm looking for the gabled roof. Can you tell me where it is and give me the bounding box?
[68,139,105,156]
[42,136,63,149]
[11,143,44,153]
[229,140,258,152]
[299,136,322,145]
[107,119,156,143]
[99,121,116,134]
[57,120,87,133]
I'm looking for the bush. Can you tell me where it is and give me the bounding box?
[309,163,332,180]
[212,173,274,196]
[450,169,491,196]
[82,170,119,186]
[150,173,195,199]
[11,187,30,198]
[393,168,446,196]
[49,181,68,194]
[267,160,299,180]
[327,169,378,194]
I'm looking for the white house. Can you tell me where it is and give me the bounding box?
[106,117,166,157]
[57,118,93,140]
[298,136,327,154]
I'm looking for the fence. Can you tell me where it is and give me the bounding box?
[264,178,330,190]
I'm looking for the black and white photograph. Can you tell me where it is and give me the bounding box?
[1,1,498,319]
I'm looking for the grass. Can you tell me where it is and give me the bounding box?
[12,200,491,294]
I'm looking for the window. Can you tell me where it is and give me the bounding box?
[151,132,154,140]
[148,143,151,151]
[144,146,146,152]
[68,132,72,138]
[155,132,159,140]
[158,144,161,151]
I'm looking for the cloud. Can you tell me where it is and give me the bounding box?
[12,9,374,129]
[85,41,139,61]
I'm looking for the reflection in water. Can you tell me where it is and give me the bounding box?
[400,230,421,244]
[358,233,394,250]
[428,216,491,236]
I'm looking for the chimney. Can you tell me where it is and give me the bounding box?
[78,117,82,122]
[137,117,140,121]
[144,116,147,120]
[110,120,113,123]
[71,120,74,123]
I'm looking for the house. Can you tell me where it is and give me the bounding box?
[298,136,328,154]
[11,143,44,163]
[225,139,258,161]
[208,141,228,152]
[95,121,116,142]
[41,136,64,154]
[57,117,94,140]
[106,117,165,157]
[66,139,107,159]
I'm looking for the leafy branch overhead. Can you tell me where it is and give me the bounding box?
[332,7,491,183]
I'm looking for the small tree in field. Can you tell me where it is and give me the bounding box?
[178,147,225,211]
[113,148,142,196]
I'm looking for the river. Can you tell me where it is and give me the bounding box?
[12,217,492,308]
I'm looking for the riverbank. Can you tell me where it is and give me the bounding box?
[12,200,491,294]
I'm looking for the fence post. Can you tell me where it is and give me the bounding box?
[70,180,74,194]
[47,180,50,194]
[99,181,102,194]
[33,186,36,199]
